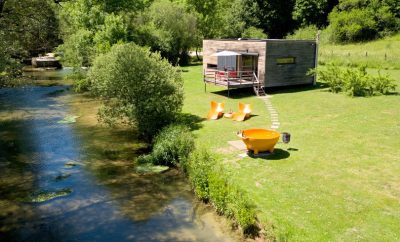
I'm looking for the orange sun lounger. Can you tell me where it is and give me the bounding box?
[207,101,224,120]
[231,102,251,121]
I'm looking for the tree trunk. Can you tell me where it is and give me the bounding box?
[0,0,6,17]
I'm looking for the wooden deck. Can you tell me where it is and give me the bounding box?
[203,70,265,96]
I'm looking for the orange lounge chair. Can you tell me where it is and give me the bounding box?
[207,101,224,120]
[231,102,251,121]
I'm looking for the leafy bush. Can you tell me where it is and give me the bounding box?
[134,0,198,65]
[310,64,397,96]
[228,187,258,235]
[138,124,195,166]
[241,27,268,39]
[65,69,90,93]
[286,25,319,40]
[327,0,399,43]
[208,168,230,215]
[186,148,259,235]
[73,78,91,93]
[308,64,344,93]
[57,29,94,67]
[342,67,373,97]
[89,43,184,140]
[186,148,215,201]
[372,71,397,95]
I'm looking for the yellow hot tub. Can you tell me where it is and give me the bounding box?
[237,129,280,154]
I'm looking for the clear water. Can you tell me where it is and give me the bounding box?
[0,69,239,242]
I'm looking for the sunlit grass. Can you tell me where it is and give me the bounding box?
[319,34,400,70]
[181,64,400,241]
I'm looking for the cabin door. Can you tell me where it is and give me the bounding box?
[241,54,258,75]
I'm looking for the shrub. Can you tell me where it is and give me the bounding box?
[89,43,184,140]
[308,64,344,93]
[73,78,91,93]
[140,124,195,167]
[327,0,399,43]
[286,25,319,40]
[372,71,397,95]
[65,69,90,93]
[241,27,268,39]
[186,148,215,201]
[342,67,373,97]
[208,167,230,215]
[310,64,397,96]
[228,187,258,235]
[186,148,259,235]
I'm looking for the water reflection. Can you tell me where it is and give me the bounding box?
[0,70,239,241]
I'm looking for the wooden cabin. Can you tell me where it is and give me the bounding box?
[203,39,318,96]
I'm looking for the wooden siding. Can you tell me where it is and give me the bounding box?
[203,40,267,84]
[264,40,316,87]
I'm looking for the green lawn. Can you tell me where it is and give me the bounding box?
[181,64,400,241]
[319,34,400,70]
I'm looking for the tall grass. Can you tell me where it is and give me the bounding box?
[319,34,400,69]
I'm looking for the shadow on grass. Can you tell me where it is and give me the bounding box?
[248,148,291,160]
[209,82,329,98]
[266,82,328,95]
[176,112,205,131]
[211,88,256,99]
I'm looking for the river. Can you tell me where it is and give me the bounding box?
[0,68,240,242]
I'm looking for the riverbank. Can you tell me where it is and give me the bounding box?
[181,64,400,240]
[0,70,244,241]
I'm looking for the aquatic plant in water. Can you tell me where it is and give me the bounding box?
[58,115,79,124]
[54,172,71,181]
[135,164,169,174]
[23,188,73,203]
[64,161,84,168]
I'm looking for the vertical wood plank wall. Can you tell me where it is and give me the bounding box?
[203,39,317,87]
[265,40,316,87]
[203,40,267,84]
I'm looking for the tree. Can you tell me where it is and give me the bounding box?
[93,13,127,54]
[241,0,296,38]
[57,0,130,66]
[134,0,198,65]
[186,0,223,38]
[0,0,61,86]
[89,43,184,140]
[293,0,338,28]
[327,0,399,43]
[0,0,5,17]
[0,0,61,58]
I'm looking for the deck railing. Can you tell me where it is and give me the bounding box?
[203,69,257,84]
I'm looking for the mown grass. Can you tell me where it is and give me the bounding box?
[180,64,400,241]
[319,34,400,70]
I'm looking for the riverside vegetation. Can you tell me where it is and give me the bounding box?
[1,0,399,240]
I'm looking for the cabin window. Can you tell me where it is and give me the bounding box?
[207,63,218,69]
[241,54,258,73]
[276,57,296,65]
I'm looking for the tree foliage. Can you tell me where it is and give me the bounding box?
[88,43,184,140]
[293,0,338,28]
[246,0,296,38]
[186,0,223,38]
[328,0,399,43]
[134,0,198,65]
[0,0,60,58]
[0,0,60,86]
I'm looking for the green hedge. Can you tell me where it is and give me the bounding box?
[309,64,397,96]
[186,148,259,235]
[138,124,195,167]
[138,127,260,235]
